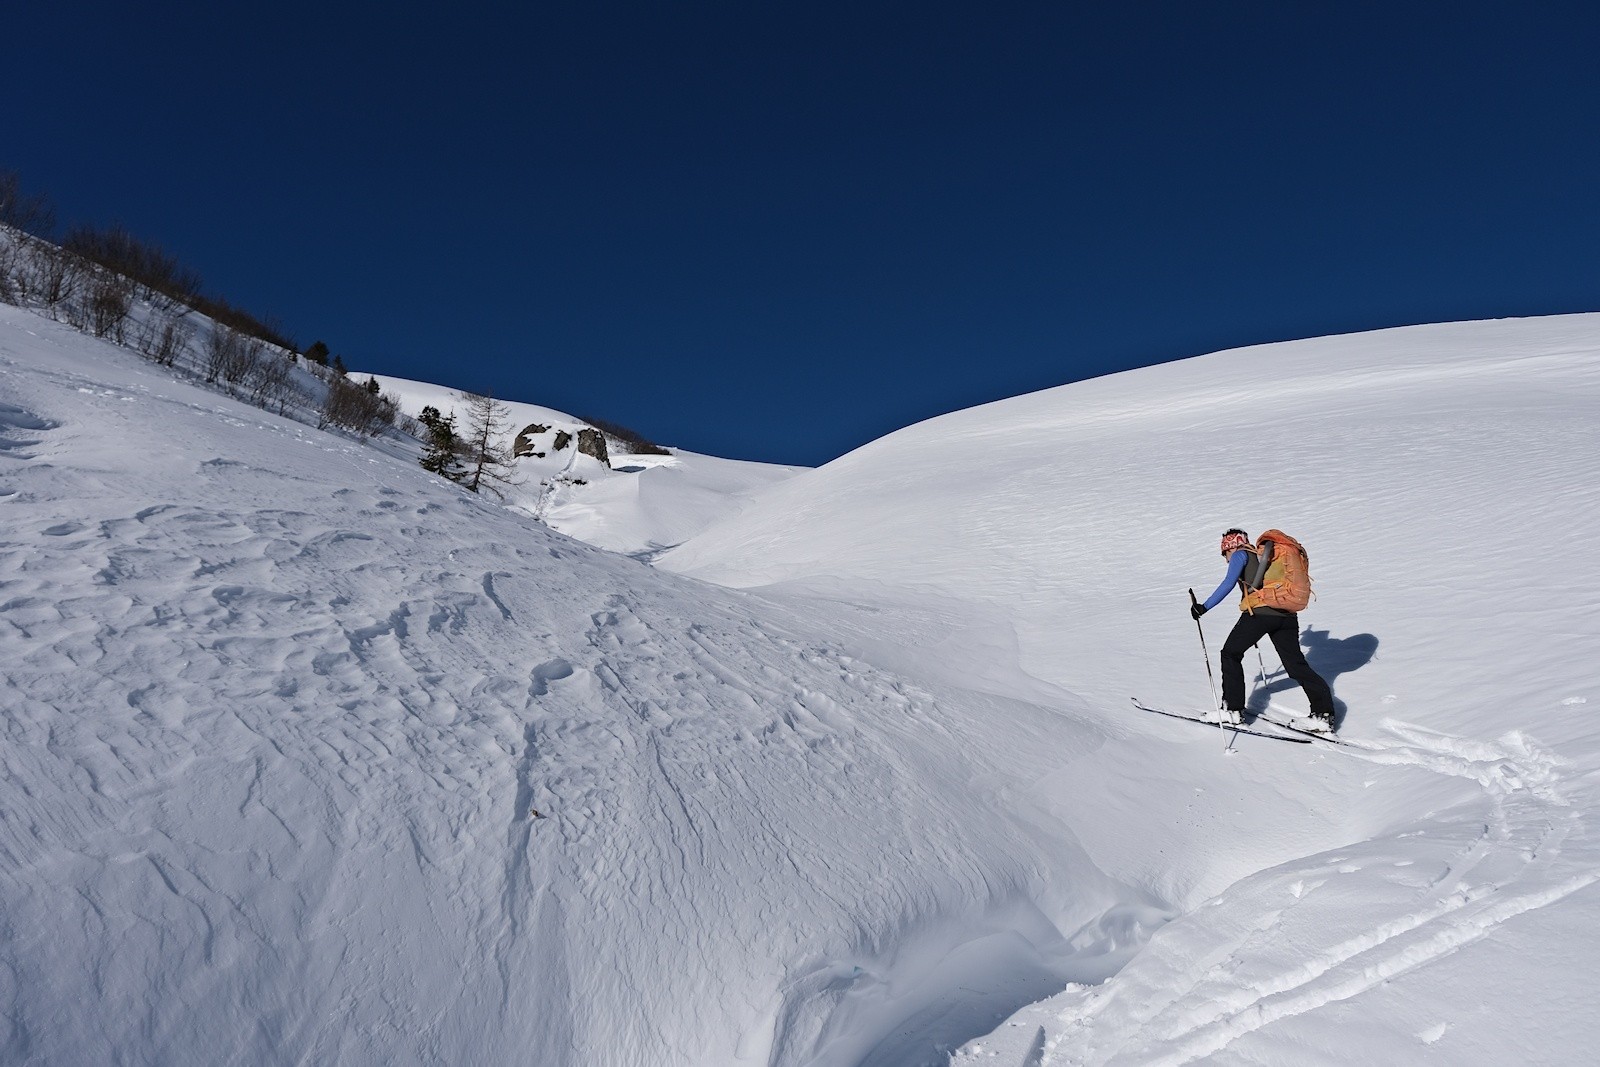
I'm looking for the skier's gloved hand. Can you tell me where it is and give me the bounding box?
[1189,601,1207,620]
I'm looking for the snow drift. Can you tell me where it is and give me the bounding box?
[4,299,1600,1066]
[663,314,1600,1064]
[0,306,1141,1066]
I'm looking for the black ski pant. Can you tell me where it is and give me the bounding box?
[1220,611,1335,717]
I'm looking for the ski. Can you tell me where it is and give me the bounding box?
[1131,699,1311,744]
[1255,714,1350,745]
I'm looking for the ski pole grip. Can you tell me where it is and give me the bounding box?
[1189,588,1199,608]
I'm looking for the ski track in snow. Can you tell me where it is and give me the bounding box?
[8,304,1600,1065]
[657,314,1600,1064]
[1013,720,1598,1066]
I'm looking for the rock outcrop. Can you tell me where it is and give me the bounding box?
[513,423,610,468]
[577,428,609,465]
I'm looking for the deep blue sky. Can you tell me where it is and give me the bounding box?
[8,3,1600,464]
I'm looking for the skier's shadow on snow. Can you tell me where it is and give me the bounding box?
[1246,629,1378,729]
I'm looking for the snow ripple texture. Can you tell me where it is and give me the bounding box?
[0,308,1135,1066]
[8,305,1600,1066]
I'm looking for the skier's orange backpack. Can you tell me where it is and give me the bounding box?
[1241,530,1314,613]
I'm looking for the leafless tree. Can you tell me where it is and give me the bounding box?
[244,354,304,415]
[82,270,135,341]
[191,293,296,353]
[204,323,241,382]
[21,242,84,317]
[0,172,55,237]
[229,336,266,386]
[132,314,194,366]
[319,377,397,437]
[0,174,56,307]
[459,391,522,498]
[63,223,201,315]
[204,323,264,385]
[580,414,671,455]
[0,234,19,305]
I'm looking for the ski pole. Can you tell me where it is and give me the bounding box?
[1189,589,1222,734]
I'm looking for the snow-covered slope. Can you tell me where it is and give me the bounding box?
[662,315,1600,1063]
[6,298,1600,1067]
[361,371,801,558]
[0,306,1147,1066]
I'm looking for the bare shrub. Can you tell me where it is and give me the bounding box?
[84,271,135,341]
[63,223,201,315]
[192,293,297,353]
[319,377,397,438]
[204,323,237,382]
[21,242,85,316]
[228,336,265,386]
[204,323,259,384]
[59,221,297,353]
[62,288,90,331]
[580,414,672,455]
[0,234,19,305]
[1,173,58,307]
[245,353,304,414]
[0,172,55,237]
[132,315,194,366]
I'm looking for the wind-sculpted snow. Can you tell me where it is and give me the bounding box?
[0,307,1148,1066]
[7,302,1600,1065]
[665,315,1600,1063]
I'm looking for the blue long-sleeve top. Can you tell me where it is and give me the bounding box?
[1202,549,1251,611]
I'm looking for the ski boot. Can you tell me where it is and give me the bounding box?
[1295,711,1335,734]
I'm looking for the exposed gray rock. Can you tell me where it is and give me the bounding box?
[513,423,550,458]
[577,428,610,466]
[514,422,609,468]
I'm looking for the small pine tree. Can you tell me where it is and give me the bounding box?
[417,405,466,483]
[364,376,381,395]
[303,340,330,366]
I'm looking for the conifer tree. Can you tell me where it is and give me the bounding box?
[417,405,466,483]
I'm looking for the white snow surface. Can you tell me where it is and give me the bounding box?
[359,371,802,558]
[4,302,1600,1067]
[662,314,1600,1064]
